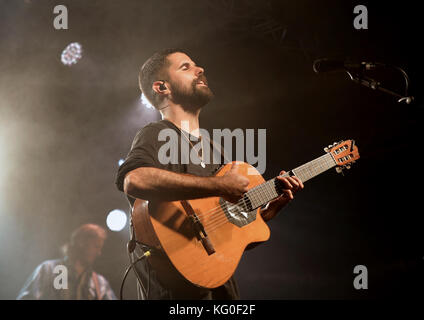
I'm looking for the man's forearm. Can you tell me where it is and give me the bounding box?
[124,167,222,201]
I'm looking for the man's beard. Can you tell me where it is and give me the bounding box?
[170,78,214,112]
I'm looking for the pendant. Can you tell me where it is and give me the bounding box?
[200,161,206,168]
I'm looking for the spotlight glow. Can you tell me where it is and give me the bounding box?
[61,42,83,66]
[118,159,125,166]
[106,209,127,232]
[140,93,155,109]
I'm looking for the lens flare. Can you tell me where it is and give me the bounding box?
[106,209,127,232]
[61,42,83,66]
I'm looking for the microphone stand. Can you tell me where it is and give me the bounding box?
[344,63,414,104]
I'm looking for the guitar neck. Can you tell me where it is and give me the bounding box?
[246,153,337,210]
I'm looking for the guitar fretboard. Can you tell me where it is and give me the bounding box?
[245,153,337,210]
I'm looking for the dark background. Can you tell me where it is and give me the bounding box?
[0,0,422,299]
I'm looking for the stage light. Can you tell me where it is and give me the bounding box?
[140,93,155,109]
[118,159,125,166]
[61,42,83,66]
[106,209,127,232]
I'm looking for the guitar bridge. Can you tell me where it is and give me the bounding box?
[180,200,215,255]
[189,214,215,255]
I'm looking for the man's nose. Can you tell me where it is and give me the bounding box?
[195,66,204,76]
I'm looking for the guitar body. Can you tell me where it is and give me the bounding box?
[130,139,360,290]
[131,161,270,289]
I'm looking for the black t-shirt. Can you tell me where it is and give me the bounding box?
[115,119,224,206]
[115,119,239,299]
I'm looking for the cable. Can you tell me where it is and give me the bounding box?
[119,215,153,300]
[119,261,133,300]
[146,252,150,299]
[119,249,151,300]
[377,62,410,96]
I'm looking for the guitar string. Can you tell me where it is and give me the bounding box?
[198,187,269,230]
[199,178,290,233]
[203,174,303,233]
[204,199,271,234]
[206,159,339,232]
[184,134,333,223]
[202,201,263,234]
[200,177,307,233]
[195,154,331,222]
[194,177,275,222]
[195,162,312,228]
[196,155,337,232]
[178,128,254,222]
[205,209,257,234]
[192,175,263,221]
[194,193,250,223]
[205,153,344,233]
[178,127,268,222]
[173,129,247,224]
[203,182,286,233]
[205,183,286,234]
[198,178,279,227]
[194,163,294,222]
[196,165,310,228]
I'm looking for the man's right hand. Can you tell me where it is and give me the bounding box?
[124,164,250,203]
[217,162,250,203]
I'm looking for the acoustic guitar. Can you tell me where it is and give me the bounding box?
[131,139,360,288]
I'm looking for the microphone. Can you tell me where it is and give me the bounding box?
[313,58,414,105]
[313,58,376,73]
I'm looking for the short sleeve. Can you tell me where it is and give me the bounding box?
[115,124,163,192]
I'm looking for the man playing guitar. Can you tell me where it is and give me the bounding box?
[115,48,304,299]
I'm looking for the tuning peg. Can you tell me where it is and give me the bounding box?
[336,167,343,174]
[324,147,330,152]
[346,165,351,169]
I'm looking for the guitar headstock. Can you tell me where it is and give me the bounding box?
[324,140,360,173]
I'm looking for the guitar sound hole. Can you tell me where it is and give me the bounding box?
[219,198,257,227]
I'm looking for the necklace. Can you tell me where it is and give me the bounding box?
[180,130,206,168]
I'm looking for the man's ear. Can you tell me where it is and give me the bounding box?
[152,80,168,94]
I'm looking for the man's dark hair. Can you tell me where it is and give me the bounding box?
[139,48,187,109]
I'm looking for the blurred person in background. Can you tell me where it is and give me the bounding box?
[17,223,116,300]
